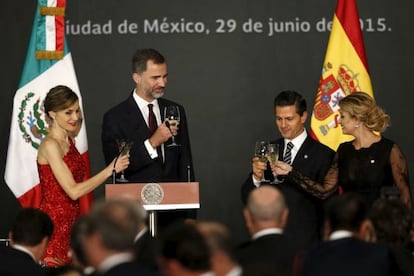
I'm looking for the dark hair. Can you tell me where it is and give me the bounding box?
[45,264,83,276]
[198,221,236,261]
[132,48,165,74]
[325,193,368,232]
[159,222,211,271]
[70,216,89,266]
[44,85,79,120]
[11,208,54,246]
[273,90,307,116]
[370,198,414,246]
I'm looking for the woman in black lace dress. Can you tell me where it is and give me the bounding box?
[275,92,411,208]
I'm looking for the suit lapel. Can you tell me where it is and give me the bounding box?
[158,98,167,122]
[292,136,312,166]
[125,94,147,127]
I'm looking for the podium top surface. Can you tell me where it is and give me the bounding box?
[105,182,200,211]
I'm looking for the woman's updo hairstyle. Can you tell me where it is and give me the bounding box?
[44,85,78,120]
[339,92,390,132]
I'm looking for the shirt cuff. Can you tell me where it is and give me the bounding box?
[144,139,158,159]
[252,175,261,187]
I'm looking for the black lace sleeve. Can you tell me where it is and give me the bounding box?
[285,152,339,199]
[390,144,412,207]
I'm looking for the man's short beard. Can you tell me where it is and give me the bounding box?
[151,91,164,99]
[142,85,164,99]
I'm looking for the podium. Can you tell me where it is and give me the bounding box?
[105,182,199,236]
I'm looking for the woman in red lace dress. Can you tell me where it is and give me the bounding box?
[37,85,129,266]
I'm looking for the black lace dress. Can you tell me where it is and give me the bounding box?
[286,137,411,206]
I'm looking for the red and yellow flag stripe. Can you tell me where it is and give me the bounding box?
[310,0,374,151]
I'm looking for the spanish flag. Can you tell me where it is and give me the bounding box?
[4,0,93,214]
[310,0,374,151]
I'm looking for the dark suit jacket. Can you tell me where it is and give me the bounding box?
[0,247,45,276]
[303,237,400,276]
[241,136,335,250]
[235,233,296,276]
[102,94,194,183]
[388,244,414,276]
[133,230,158,272]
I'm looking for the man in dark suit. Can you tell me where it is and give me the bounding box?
[0,208,53,276]
[198,221,242,276]
[101,48,195,226]
[303,193,399,276]
[158,222,211,276]
[236,185,296,276]
[369,198,414,276]
[81,198,155,276]
[133,201,158,272]
[241,90,335,251]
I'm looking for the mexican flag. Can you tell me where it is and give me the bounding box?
[4,0,93,214]
[310,0,374,151]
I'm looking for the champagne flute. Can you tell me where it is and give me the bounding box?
[115,139,133,183]
[254,140,269,183]
[267,143,280,184]
[164,105,181,147]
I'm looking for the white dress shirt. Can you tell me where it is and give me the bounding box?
[133,91,164,159]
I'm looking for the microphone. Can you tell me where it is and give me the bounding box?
[187,165,191,182]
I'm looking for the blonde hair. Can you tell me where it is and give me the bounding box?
[339,92,390,132]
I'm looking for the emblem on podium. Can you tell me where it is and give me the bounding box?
[141,183,164,204]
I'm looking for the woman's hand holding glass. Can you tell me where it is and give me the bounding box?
[273,160,293,176]
[113,154,130,172]
[114,139,133,182]
[267,143,280,184]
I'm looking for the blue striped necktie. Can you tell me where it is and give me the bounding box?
[284,142,294,164]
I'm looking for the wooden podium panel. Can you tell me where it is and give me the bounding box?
[105,182,200,211]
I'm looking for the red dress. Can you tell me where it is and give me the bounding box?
[38,139,85,266]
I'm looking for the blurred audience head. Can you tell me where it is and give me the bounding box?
[324,193,375,241]
[70,215,90,269]
[81,198,142,269]
[197,221,240,276]
[158,222,211,276]
[46,264,83,276]
[370,198,414,246]
[9,207,54,261]
[244,185,289,235]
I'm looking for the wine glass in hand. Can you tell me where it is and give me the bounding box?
[254,140,269,183]
[115,139,133,182]
[267,143,280,184]
[164,105,181,147]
